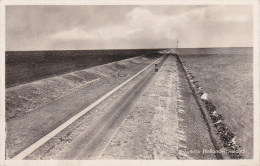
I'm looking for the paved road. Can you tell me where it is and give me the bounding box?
[100,55,180,159]
[56,56,168,159]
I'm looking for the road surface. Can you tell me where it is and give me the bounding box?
[56,56,167,159]
[7,53,218,160]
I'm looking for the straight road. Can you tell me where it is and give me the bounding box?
[9,53,218,160]
[56,55,168,159]
[7,55,162,159]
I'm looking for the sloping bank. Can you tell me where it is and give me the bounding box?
[176,54,244,159]
[5,55,156,121]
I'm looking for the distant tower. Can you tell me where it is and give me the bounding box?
[176,40,179,48]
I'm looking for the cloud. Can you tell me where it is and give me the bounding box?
[204,5,252,22]
[6,5,253,50]
[49,7,180,47]
[51,28,95,40]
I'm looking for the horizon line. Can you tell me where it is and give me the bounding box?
[5,46,253,52]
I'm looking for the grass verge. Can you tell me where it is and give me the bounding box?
[179,48,253,159]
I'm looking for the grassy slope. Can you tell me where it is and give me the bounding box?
[179,48,253,158]
[6,49,161,88]
[5,55,158,120]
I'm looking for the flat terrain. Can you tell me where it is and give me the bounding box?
[13,54,217,160]
[5,47,253,160]
[6,49,161,87]
[178,47,253,158]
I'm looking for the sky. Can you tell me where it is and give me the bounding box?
[6,5,253,51]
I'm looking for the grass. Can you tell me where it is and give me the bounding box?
[6,49,161,88]
[178,47,253,159]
